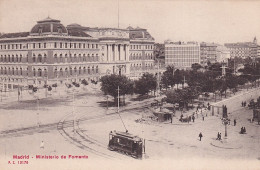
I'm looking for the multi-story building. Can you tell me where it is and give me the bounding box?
[200,42,217,65]
[165,41,200,69]
[216,45,231,63]
[0,17,155,91]
[224,37,258,59]
[127,26,155,79]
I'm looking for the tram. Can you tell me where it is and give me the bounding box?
[108,130,144,159]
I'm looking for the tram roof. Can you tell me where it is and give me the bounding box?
[110,131,142,142]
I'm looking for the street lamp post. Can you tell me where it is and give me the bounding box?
[222,118,229,137]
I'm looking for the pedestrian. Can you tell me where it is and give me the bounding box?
[216,132,220,140]
[244,101,247,107]
[192,115,195,122]
[234,119,236,126]
[202,116,204,121]
[219,133,222,140]
[240,127,244,134]
[199,132,203,141]
[241,101,243,107]
[40,141,44,149]
[243,127,246,133]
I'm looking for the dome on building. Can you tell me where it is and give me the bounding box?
[30,17,68,35]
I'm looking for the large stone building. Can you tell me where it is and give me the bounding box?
[127,26,155,78]
[224,37,258,59]
[216,45,231,63]
[165,41,200,69]
[200,42,217,65]
[0,17,155,91]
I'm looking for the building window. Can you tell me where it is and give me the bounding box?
[44,43,46,48]
[54,42,57,48]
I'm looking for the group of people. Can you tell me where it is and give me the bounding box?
[241,101,247,107]
[240,127,246,134]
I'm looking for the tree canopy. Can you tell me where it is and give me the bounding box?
[100,74,134,98]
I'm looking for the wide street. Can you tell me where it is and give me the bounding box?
[0,84,259,169]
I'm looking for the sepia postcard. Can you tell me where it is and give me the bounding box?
[0,0,260,169]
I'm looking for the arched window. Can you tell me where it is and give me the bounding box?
[54,54,57,63]
[74,54,77,62]
[74,67,77,76]
[83,67,86,74]
[20,68,22,75]
[60,68,63,77]
[38,68,42,77]
[79,67,81,75]
[32,54,36,63]
[12,67,14,75]
[33,68,36,76]
[70,67,72,75]
[87,54,90,62]
[11,55,14,62]
[20,55,22,62]
[79,54,82,62]
[60,54,63,63]
[83,54,86,62]
[92,66,95,74]
[8,55,10,62]
[16,55,19,62]
[43,54,47,63]
[64,54,68,63]
[16,67,18,75]
[65,68,68,76]
[87,66,90,74]
[54,68,57,77]
[38,54,42,63]
[44,68,47,77]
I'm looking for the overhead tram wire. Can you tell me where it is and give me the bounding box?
[117,86,128,133]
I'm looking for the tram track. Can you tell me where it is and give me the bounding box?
[0,100,152,159]
[56,102,151,159]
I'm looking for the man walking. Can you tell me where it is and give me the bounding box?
[199,132,203,141]
[234,119,236,126]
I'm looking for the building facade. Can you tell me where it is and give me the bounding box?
[200,42,217,65]
[216,45,231,63]
[224,37,258,59]
[0,17,155,91]
[127,27,155,79]
[165,41,200,69]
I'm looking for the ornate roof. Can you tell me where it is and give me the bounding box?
[30,17,68,35]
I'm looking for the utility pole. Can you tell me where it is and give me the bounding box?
[73,86,75,132]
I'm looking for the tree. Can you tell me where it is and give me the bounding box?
[134,73,157,95]
[161,66,175,90]
[81,79,88,86]
[100,74,134,104]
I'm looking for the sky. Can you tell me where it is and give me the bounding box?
[0,0,259,44]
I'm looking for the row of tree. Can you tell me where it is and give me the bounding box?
[100,73,157,104]
[161,59,260,109]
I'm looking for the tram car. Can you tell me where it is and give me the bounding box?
[108,130,144,159]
